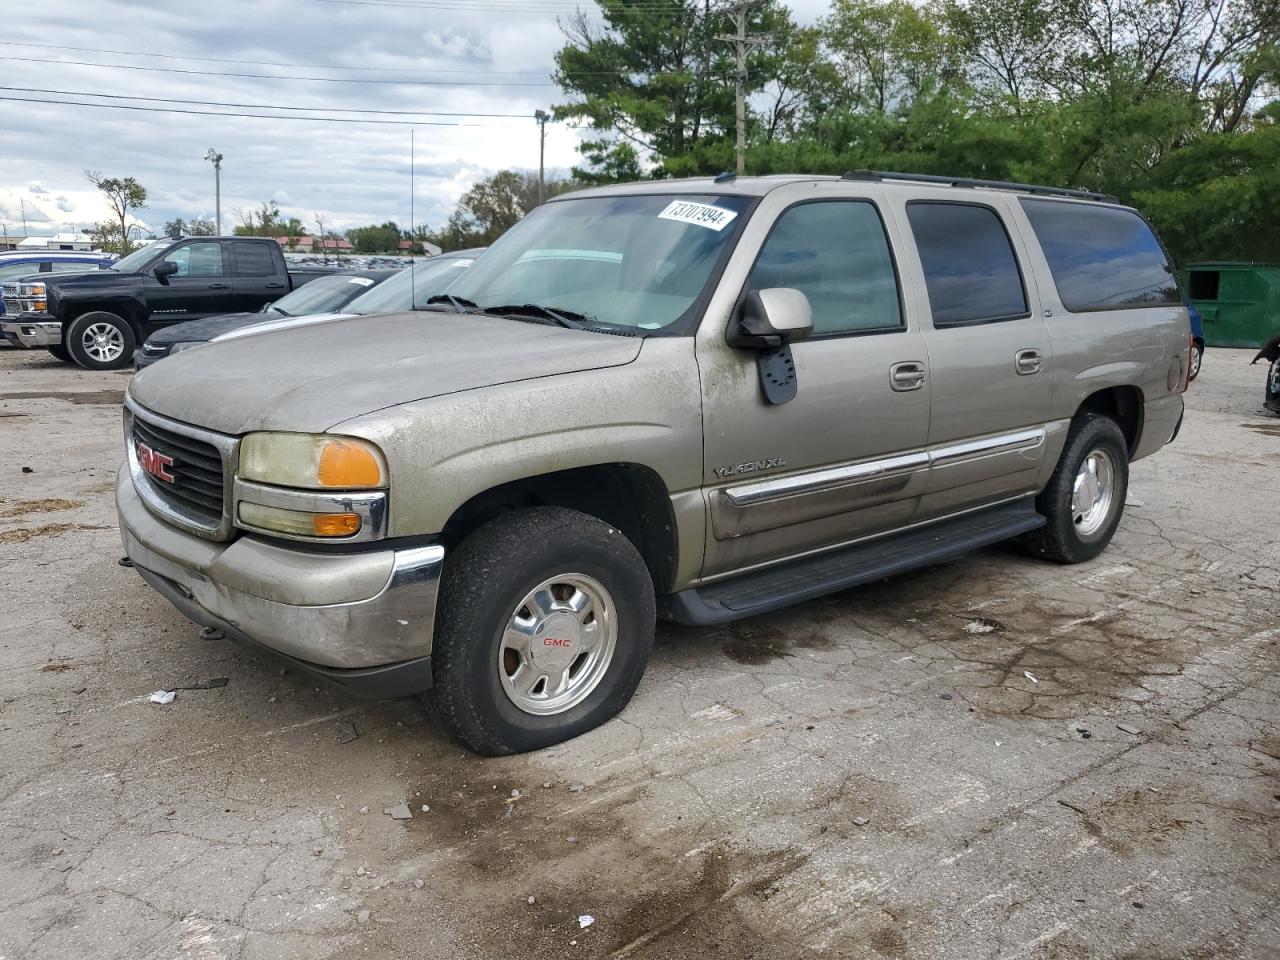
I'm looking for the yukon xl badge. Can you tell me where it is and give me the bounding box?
[714,457,786,479]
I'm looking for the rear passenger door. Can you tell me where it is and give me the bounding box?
[229,241,286,312]
[893,196,1055,519]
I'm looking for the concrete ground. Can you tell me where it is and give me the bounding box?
[0,345,1276,960]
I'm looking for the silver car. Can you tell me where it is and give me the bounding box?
[116,172,1191,754]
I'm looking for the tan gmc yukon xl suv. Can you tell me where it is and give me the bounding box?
[117,172,1191,754]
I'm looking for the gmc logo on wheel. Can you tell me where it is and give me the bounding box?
[136,441,175,483]
[543,638,572,647]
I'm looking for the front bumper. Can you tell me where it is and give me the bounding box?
[1,314,61,348]
[116,468,444,698]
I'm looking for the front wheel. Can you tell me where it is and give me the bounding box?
[65,311,135,370]
[425,507,656,755]
[1024,413,1129,564]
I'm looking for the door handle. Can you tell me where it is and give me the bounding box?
[890,361,927,392]
[265,282,285,288]
[1015,349,1043,375]
[207,282,231,289]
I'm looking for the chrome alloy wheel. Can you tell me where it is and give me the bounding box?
[1071,448,1117,538]
[497,573,617,716]
[81,322,125,364]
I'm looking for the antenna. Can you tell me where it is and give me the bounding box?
[410,127,416,306]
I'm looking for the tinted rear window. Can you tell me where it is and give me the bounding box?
[905,202,1028,326]
[1019,199,1179,311]
[232,241,277,277]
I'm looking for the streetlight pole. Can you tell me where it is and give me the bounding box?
[534,110,549,204]
[204,148,223,235]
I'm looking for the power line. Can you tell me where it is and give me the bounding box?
[0,94,523,126]
[0,85,534,118]
[0,55,560,86]
[0,38,588,77]
[305,0,693,10]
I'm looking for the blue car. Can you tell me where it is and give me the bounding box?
[0,251,116,322]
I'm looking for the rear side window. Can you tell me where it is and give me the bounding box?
[1020,199,1179,311]
[232,241,277,277]
[906,202,1028,326]
[748,200,902,335]
[50,261,96,273]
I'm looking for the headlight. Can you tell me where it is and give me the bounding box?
[238,433,387,490]
[168,341,203,354]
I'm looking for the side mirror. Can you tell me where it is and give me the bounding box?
[153,261,179,283]
[729,288,813,349]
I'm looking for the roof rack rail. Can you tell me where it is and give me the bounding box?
[840,170,1116,203]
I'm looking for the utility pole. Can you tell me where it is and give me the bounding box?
[204,148,223,235]
[19,198,29,239]
[534,110,550,203]
[716,0,768,176]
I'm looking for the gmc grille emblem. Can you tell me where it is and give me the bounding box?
[136,441,175,483]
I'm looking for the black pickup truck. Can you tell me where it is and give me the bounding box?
[0,236,333,369]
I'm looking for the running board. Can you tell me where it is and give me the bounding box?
[660,500,1045,626]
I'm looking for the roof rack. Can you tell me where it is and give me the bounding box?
[840,170,1116,203]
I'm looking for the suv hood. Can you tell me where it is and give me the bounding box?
[129,311,643,434]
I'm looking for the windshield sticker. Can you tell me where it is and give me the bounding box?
[347,277,375,286]
[658,200,739,232]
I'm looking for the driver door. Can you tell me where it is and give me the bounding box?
[145,240,229,327]
[696,186,932,579]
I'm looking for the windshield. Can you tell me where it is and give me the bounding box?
[345,256,475,314]
[112,238,179,273]
[266,273,381,316]
[444,194,753,332]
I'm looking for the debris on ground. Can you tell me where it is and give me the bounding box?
[357,910,370,924]
[963,618,1001,634]
[939,693,953,700]
[578,915,594,929]
[852,816,870,827]
[334,718,359,744]
[527,896,536,905]
[149,690,176,705]
[1024,671,1039,684]
[198,627,224,641]
[414,879,425,889]
[356,866,367,877]
[359,806,369,815]
[1117,722,1142,735]
[421,804,430,813]
[542,782,552,789]
[167,677,228,691]
[21,466,33,474]
[384,802,413,820]
[568,783,585,793]
[117,556,133,568]
[1076,727,1092,739]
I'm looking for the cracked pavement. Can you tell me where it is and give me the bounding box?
[1,346,1277,959]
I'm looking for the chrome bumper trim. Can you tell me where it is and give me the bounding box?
[1,318,61,348]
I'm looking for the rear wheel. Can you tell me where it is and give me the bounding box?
[46,345,71,363]
[1189,342,1203,380]
[1024,413,1129,564]
[425,507,656,755]
[65,311,135,370]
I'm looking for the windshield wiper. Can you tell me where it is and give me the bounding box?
[422,294,479,313]
[480,303,592,330]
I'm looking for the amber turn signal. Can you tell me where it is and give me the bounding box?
[312,512,362,537]
[317,440,384,488]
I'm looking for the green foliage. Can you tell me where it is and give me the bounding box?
[347,221,402,254]
[425,170,578,250]
[553,0,1280,266]
[164,218,216,238]
[233,201,304,238]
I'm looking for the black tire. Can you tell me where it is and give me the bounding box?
[1189,342,1203,381]
[1023,413,1129,564]
[425,507,656,755]
[65,311,135,370]
[1265,357,1280,416]
[46,345,71,363]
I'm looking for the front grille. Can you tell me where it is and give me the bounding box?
[131,416,226,524]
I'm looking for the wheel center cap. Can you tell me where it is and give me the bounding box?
[530,612,581,673]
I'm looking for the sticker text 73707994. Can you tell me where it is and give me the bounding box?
[658,200,739,232]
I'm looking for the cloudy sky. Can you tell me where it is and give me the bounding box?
[0,0,829,240]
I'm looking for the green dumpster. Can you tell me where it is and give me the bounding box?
[1183,262,1280,349]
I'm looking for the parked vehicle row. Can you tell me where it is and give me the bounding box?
[115,172,1193,755]
[134,249,481,367]
[0,250,116,320]
[1,236,336,368]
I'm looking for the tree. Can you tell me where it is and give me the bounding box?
[85,171,147,254]
[164,217,216,238]
[425,170,577,250]
[348,221,402,254]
